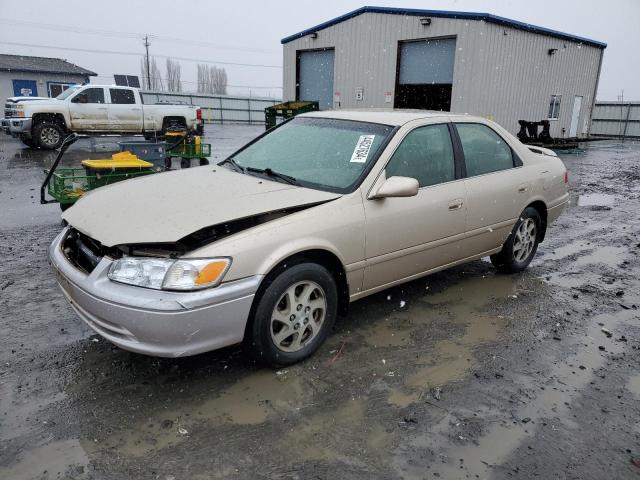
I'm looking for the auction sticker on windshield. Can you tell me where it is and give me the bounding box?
[350,135,376,163]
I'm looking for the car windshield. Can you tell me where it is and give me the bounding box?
[225,117,394,192]
[55,86,80,100]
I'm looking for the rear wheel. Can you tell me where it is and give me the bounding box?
[249,262,338,366]
[180,158,191,169]
[490,207,541,273]
[33,122,64,150]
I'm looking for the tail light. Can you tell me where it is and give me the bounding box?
[564,170,569,184]
[196,108,202,121]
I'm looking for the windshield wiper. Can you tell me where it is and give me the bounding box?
[219,157,245,173]
[245,167,300,186]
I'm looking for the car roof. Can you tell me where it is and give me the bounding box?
[299,109,475,126]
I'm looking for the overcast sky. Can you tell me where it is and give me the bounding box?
[1,0,637,100]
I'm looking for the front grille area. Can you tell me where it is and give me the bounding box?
[4,104,14,118]
[62,228,108,274]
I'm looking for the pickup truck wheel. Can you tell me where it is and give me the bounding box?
[33,122,64,150]
[249,262,338,367]
[490,207,541,273]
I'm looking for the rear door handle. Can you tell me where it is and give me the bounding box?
[448,199,464,210]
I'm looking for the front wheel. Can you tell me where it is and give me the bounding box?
[490,207,541,273]
[249,262,338,366]
[33,122,65,150]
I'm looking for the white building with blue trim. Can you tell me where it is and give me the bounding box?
[0,54,96,103]
[282,6,606,138]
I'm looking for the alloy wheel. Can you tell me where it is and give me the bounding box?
[40,127,60,147]
[270,281,327,353]
[513,218,537,262]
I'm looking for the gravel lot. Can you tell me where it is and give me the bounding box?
[0,126,639,479]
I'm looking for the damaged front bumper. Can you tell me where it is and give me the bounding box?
[49,228,262,357]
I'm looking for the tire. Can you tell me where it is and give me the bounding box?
[490,207,542,273]
[180,158,191,169]
[33,122,64,150]
[199,158,210,166]
[60,203,72,212]
[249,262,338,366]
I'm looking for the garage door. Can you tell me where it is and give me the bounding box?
[395,37,456,111]
[297,49,335,110]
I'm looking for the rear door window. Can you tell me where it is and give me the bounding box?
[109,89,136,104]
[456,123,515,177]
[385,123,455,187]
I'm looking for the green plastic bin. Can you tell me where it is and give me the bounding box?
[264,101,319,130]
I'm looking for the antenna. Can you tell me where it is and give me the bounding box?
[144,34,151,90]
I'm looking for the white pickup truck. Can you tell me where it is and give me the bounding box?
[1,85,203,149]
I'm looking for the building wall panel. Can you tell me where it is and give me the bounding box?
[282,12,604,137]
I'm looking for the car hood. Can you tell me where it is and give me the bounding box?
[62,166,342,247]
[7,96,55,103]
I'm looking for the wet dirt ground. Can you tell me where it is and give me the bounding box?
[0,127,639,479]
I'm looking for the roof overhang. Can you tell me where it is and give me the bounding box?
[281,6,607,49]
[0,68,97,76]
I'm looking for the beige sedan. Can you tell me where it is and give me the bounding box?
[51,111,568,365]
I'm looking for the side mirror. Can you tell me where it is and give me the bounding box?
[370,176,419,199]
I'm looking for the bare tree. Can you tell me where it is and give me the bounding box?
[197,64,227,95]
[166,58,182,93]
[140,57,164,91]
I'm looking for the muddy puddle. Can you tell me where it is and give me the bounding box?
[576,193,616,207]
[382,274,524,408]
[90,369,305,457]
[627,374,640,401]
[416,307,639,480]
[0,439,89,480]
[0,385,66,442]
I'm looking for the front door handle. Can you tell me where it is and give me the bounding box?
[448,199,464,210]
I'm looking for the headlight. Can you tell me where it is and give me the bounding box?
[108,257,231,291]
[16,104,24,109]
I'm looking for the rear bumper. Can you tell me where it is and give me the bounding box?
[1,117,32,137]
[49,228,262,357]
[547,194,569,224]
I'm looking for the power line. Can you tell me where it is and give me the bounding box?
[0,18,281,55]
[91,73,282,89]
[0,41,283,69]
[0,18,141,39]
[93,74,282,90]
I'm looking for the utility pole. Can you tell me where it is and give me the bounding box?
[144,35,151,90]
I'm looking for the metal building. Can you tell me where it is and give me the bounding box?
[282,6,606,138]
[0,54,96,103]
